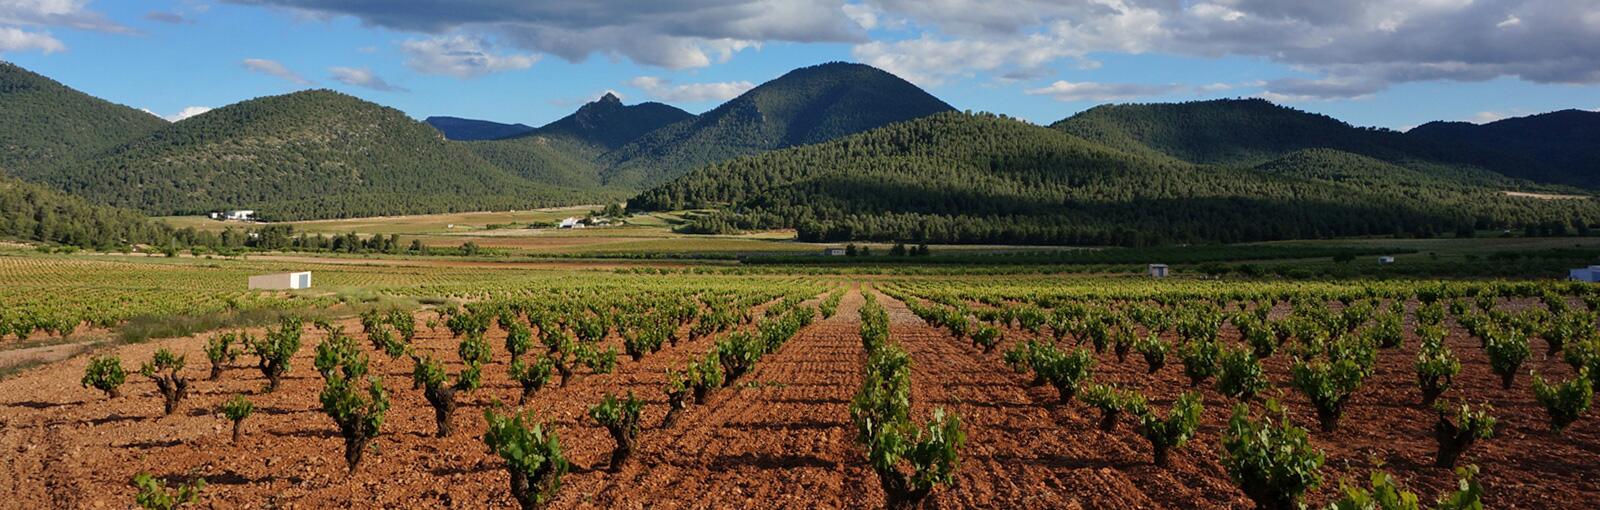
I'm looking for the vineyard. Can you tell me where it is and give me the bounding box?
[2,259,1599,508]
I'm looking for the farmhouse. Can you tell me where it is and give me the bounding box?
[824,247,847,256]
[249,271,312,290]
[1570,266,1600,282]
[209,210,256,221]
[1148,264,1169,278]
[1379,256,1396,264]
[558,217,583,229]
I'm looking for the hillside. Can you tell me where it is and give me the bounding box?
[528,93,692,151]
[20,90,598,220]
[0,62,167,170]
[633,112,1600,245]
[1408,110,1600,188]
[0,173,179,249]
[460,93,693,191]
[599,62,955,189]
[424,116,532,141]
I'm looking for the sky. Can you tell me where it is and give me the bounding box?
[1,0,1596,129]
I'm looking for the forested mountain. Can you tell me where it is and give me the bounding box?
[0,62,166,170]
[598,62,955,189]
[528,93,692,151]
[458,93,692,192]
[13,89,600,220]
[424,116,532,141]
[0,173,177,249]
[1408,110,1600,189]
[632,112,1600,246]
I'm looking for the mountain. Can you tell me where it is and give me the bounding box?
[424,116,533,141]
[598,62,956,189]
[1408,110,1600,188]
[632,111,1600,245]
[18,89,601,220]
[528,93,692,151]
[0,61,166,170]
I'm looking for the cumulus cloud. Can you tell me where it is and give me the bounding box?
[0,26,62,53]
[142,106,213,122]
[401,35,539,78]
[1025,81,1186,102]
[0,0,135,34]
[242,58,313,85]
[627,76,754,103]
[226,0,864,69]
[329,66,407,92]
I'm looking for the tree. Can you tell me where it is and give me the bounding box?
[80,354,126,399]
[484,406,568,510]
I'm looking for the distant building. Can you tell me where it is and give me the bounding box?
[824,247,847,256]
[1148,264,1169,278]
[558,217,582,229]
[249,272,312,290]
[1378,256,1396,264]
[210,210,256,221]
[1570,266,1600,282]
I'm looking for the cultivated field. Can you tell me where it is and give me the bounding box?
[3,252,1599,508]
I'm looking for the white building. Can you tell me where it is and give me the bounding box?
[249,272,312,290]
[558,217,582,229]
[1148,264,1169,278]
[211,210,255,221]
[1570,266,1600,282]
[824,247,847,256]
[1378,256,1396,264]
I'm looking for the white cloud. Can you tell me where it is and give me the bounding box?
[0,26,62,53]
[329,66,407,92]
[626,76,754,103]
[0,0,134,34]
[401,35,539,78]
[1025,80,1185,101]
[141,106,213,122]
[242,58,312,85]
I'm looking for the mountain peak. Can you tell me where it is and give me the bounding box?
[598,92,622,104]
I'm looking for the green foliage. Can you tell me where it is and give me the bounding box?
[139,348,190,416]
[204,332,242,381]
[221,394,254,443]
[131,472,204,510]
[589,392,644,471]
[510,356,555,404]
[1180,338,1220,387]
[1136,333,1170,374]
[1415,334,1461,406]
[317,342,388,472]
[250,317,303,392]
[1135,391,1202,467]
[1531,369,1593,432]
[1217,346,1269,401]
[1327,465,1485,510]
[970,324,1001,353]
[484,406,569,510]
[1081,383,1149,432]
[1433,402,1496,468]
[80,354,126,399]
[1221,400,1325,510]
[1034,345,1096,404]
[1483,326,1531,389]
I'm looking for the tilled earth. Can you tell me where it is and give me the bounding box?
[0,289,1596,508]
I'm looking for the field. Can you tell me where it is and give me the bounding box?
[4,237,1600,509]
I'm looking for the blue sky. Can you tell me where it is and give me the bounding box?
[2,1,1596,130]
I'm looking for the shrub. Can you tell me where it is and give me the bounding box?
[81,354,126,399]
[221,395,254,444]
[250,317,303,392]
[1328,465,1484,510]
[484,406,568,510]
[1221,400,1325,510]
[663,368,692,428]
[1035,346,1095,404]
[1531,369,1593,432]
[1081,383,1148,432]
[1240,318,1276,359]
[1112,328,1134,363]
[1217,346,1269,402]
[1180,338,1220,387]
[1136,333,1169,374]
[504,349,549,396]
[1368,312,1404,349]
[204,332,242,381]
[1289,354,1366,433]
[140,349,189,416]
[318,343,388,473]
[589,392,644,472]
[132,472,204,510]
[1543,311,1592,357]
[688,351,724,404]
[1135,391,1201,467]
[1484,326,1531,389]
[1433,401,1496,468]
[412,352,479,438]
[850,342,964,508]
[1003,340,1048,386]
[971,324,1002,353]
[1415,336,1461,406]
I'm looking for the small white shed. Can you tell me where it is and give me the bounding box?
[224,210,255,221]
[824,247,847,256]
[1570,266,1600,282]
[249,272,312,290]
[1148,264,1169,278]
[1378,256,1396,264]
[558,217,582,229]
